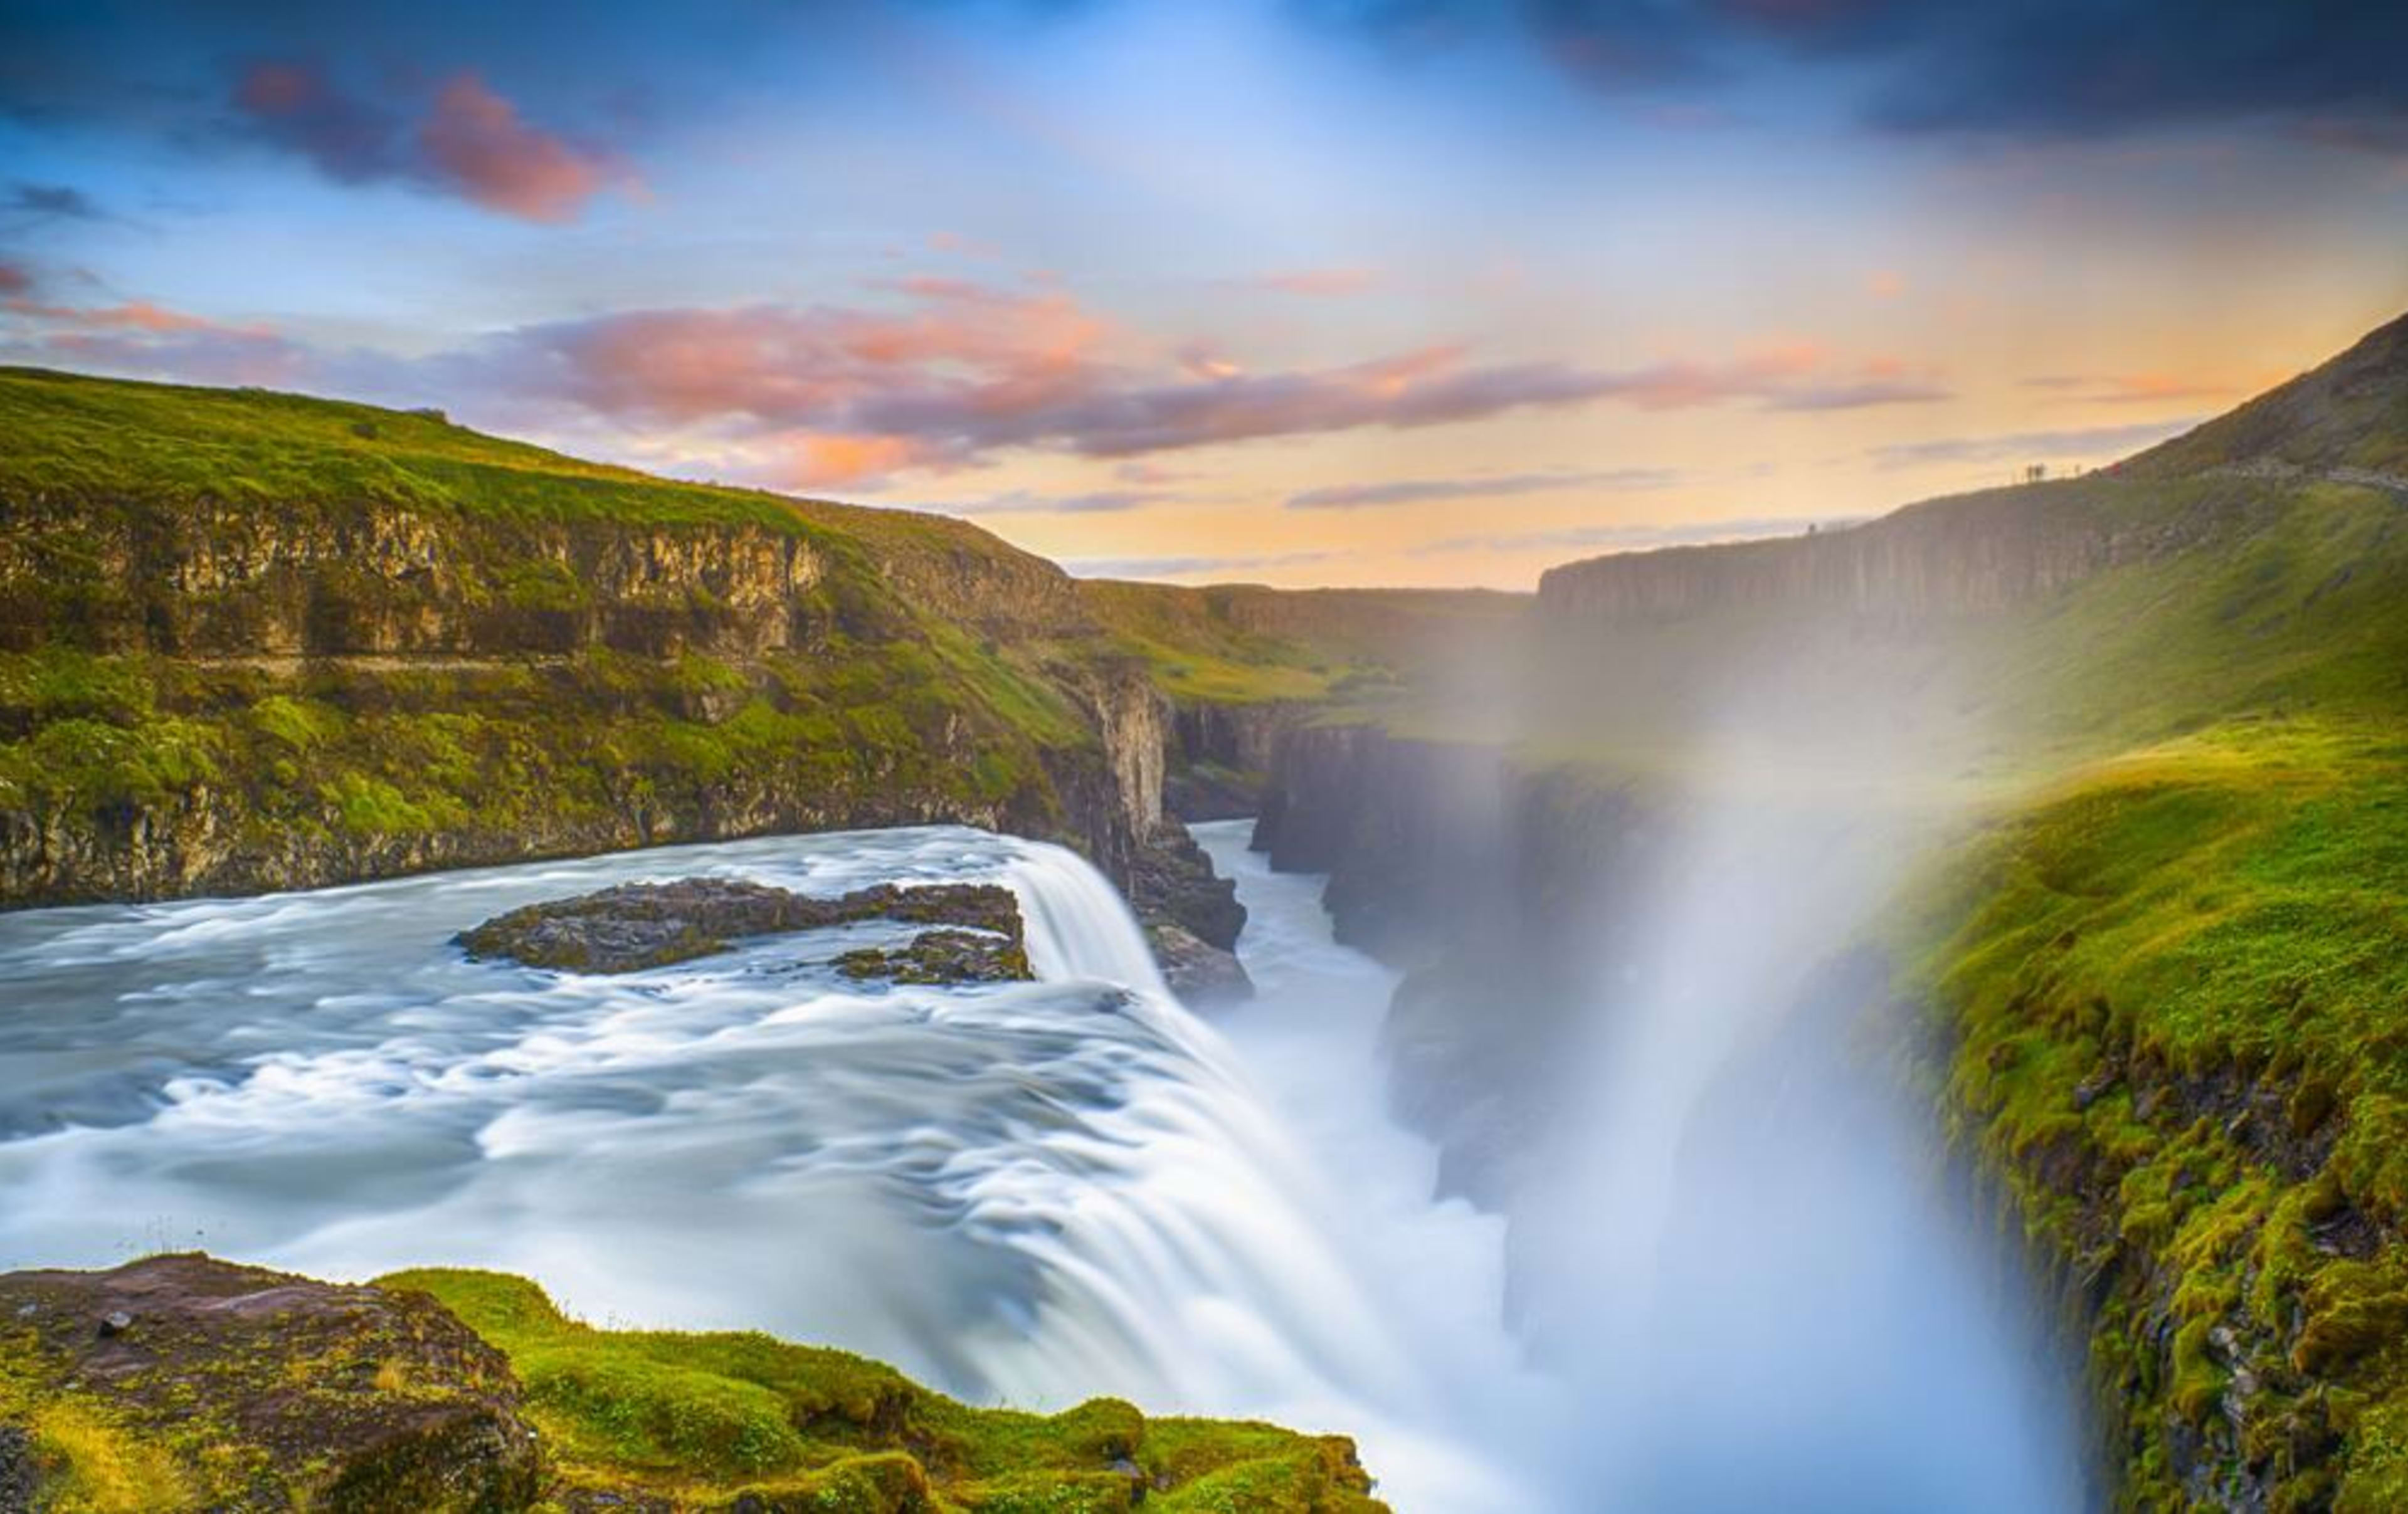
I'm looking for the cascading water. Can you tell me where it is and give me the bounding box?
[0,824,1541,1510]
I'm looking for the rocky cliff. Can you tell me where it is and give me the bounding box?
[0,369,1209,949]
[1534,476,2255,628]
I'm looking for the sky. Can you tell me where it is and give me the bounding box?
[3,0,2405,589]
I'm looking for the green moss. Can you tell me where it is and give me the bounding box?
[377,1268,1385,1512]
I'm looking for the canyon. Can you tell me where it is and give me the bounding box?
[4,307,2407,1508]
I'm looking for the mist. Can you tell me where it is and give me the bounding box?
[1444,597,2088,1508]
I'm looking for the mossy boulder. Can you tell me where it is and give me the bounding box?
[0,1253,541,1511]
[837,928,1032,986]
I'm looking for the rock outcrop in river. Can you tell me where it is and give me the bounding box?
[457,876,1032,979]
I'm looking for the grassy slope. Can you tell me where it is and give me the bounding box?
[381,1269,1385,1514]
[1077,579,1525,708]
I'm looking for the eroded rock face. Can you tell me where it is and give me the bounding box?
[457,876,1028,979]
[1145,922,1254,1006]
[0,1253,541,1511]
[1127,825,1246,952]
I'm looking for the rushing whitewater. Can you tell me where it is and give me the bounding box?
[0,823,1543,1510]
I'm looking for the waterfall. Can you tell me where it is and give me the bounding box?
[0,824,1539,1510]
[1002,839,1171,996]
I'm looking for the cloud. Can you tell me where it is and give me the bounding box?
[781,434,943,489]
[1318,0,2408,145]
[231,61,630,222]
[931,488,1174,515]
[3,288,283,338]
[1864,1,2408,140]
[419,73,628,222]
[1,285,303,386]
[1568,347,1950,412]
[1061,549,1343,581]
[1869,418,2197,468]
[4,298,233,333]
[1763,376,1951,410]
[1287,467,1682,509]
[1254,266,1381,297]
[1407,513,1863,557]
[393,289,1954,486]
[2018,372,2237,405]
[6,182,103,221]
[233,60,408,181]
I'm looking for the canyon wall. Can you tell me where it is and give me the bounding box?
[1535,479,2253,628]
[0,492,1181,914]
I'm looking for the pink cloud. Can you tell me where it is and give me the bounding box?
[231,60,630,223]
[5,296,269,337]
[2020,371,2237,404]
[783,434,944,489]
[419,73,630,223]
[458,287,1951,487]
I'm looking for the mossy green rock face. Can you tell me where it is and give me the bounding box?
[0,1253,542,1511]
[0,1256,1388,1513]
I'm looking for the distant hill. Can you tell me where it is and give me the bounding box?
[2127,307,2408,479]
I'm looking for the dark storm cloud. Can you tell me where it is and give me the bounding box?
[1308,0,2408,141]
[1864,1,2408,139]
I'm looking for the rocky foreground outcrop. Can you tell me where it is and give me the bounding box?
[0,1254,1388,1513]
[0,1253,541,1511]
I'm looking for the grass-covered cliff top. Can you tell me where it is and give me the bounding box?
[1891,717,2408,1510]
[0,364,1015,565]
[0,1253,1385,1513]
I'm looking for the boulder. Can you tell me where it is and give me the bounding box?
[0,1253,541,1511]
